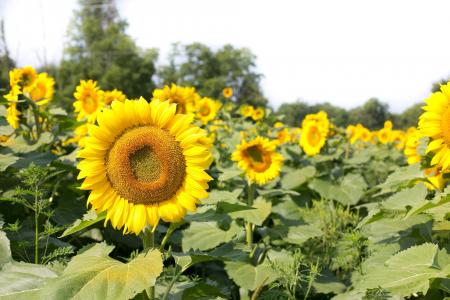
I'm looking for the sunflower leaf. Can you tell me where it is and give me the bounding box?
[40,242,163,300]
[59,210,106,238]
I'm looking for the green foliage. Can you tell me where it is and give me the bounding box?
[158,43,268,107]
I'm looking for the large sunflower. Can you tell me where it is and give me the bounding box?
[232,136,283,185]
[152,84,198,114]
[418,82,450,170]
[77,98,213,234]
[300,121,326,156]
[73,80,105,123]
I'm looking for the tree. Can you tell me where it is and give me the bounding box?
[348,98,389,130]
[158,43,268,107]
[0,19,15,89]
[51,0,158,108]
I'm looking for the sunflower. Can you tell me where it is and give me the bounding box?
[103,89,126,105]
[8,66,37,89]
[359,126,371,143]
[240,105,254,118]
[195,97,222,125]
[4,84,22,102]
[377,127,391,144]
[64,124,89,148]
[276,128,291,144]
[223,87,233,99]
[300,120,327,156]
[423,167,446,190]
[252,107,265,121]
[391,130,406,150]
[152,84,198,114]
[77,98,213,234]
[302,111,330,136]
[346,125,357,144]
[232,136,283,185]
[73,80,105,123]
[290,128,302,142]
[418,82,450,170]
[6,103,21,129]
[24,73,55,106]
[274,122,284,128]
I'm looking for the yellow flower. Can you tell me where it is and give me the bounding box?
[6,103,21,129]
[274,122,284,128]
[302,111,329,136]
[24,73,55,106]
[300,120,327,156]
[384,120,393,130]
[232,136,284,185]
[240,105,254,117]
[423,167,446,190]
[77,98,213,234]
[64,124,89,148]
[346,125,357,143]
[404,130,422,165]
[73,80,105,123]
[377,127,391,144]
[252,107,265,121]
[152,84,198,114]
[391,130,406,150]
[290,128,302,142]
[276,128,291,144]
[103,89,126,105]
[195,97,221,125]
[223,87,233,98]
[359,126,371,143]
[9,66,37,89]
[418,82,450,170]
[4,84,22,102]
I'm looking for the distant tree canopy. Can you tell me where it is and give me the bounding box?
[158,43,268,107]
[0,20,15,89]
[278,98,422,130]
[48,0,158,108]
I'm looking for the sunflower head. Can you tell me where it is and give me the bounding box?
[152,84,198,114]
[423,167,446,190]
[252,107,265,121]
[77,98,213,234]
[103,89,126,105]
[391,130,406,150]
[384,120,393,130]
[276,128,291,145]
[20,66,38,88]
[302,111,330,136]
[195,97,221,125]
[300,120,327,156]
[6,103,21,129]
[240,105,254,118]
[377,127,391,144]
[73,80,105,123]
[418,82,450,171]
[25,73,55,105]
[404,131,422,165]
[232,136,283,185]
[223,87,233,99]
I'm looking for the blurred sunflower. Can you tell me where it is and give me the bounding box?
[252,107,265,121]
[423,167,446,190]
[346,125,357,144]
[300,121,326,156]
[152,83,198,114]
[232,136,283,185]
[223,87,233,99]
[302,111,329,136]
[274,122,284,128]
[73,80,105,123]
[64,124,89,148]
[377,127,391,144]
[195,97,222,125]
[77,98,213,234]
[6,103,21,129]
[276,128,291,144]
[240,104,254,118]
[4,84,22,102]
[404,131,422,165]
[391,130,406,150]
[359,126,371,143]
[418,82,450,170]
[9,66,37,89]
[103,89,126,105]
[24,73,55,106]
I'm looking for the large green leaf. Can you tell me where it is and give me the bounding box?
[0,262,58,300]
[356,243,450,297]
[225,261,277,291]
[382,184,427,211]
[40,243,163,300]
[202,189,243,205]
[0,231,11,267]
[0,153,19,171]
[60,210,107,238]
[229,197,272,226]
[281,166,316,190]
[376,164,423,195]
[182,221,240,252]
[286,224,323,245]
[2,132,53,153]
[182,282,227,300]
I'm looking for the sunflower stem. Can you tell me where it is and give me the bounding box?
[246,183,255,249]
[160,222,179,252]
[141,228,157,300]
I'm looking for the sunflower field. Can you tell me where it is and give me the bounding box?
[0,66,449,300]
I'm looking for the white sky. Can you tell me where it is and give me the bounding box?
[1,0,450,112]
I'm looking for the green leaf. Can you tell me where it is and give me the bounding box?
[281,166,316,190]
[2,133,53,153]
[219,167,242,181]
[382,184,427,211]
[202,189,242,205]
[182,282,227,300]
[59,210,107,238]
[356,243,449,297]
[0,126,14,136]
[229,197,272,226]
[0,231,11,267]
[344,149,371,165]
[0,262,58,299]
[182,221,240,252]
[216,201,255,214]
[0,153,19,171]
[286,224,323,245]
[40,243,163,300]
[225,261,277,291]
[376,164,423,194]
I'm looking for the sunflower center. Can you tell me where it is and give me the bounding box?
[199,105,211,116]
[246,145,271,172]
[307,126,321,146]
[440,107,450,146]
[83,94,97,114]
[106,125,186,204]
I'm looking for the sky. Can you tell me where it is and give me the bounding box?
[1,0,450,113]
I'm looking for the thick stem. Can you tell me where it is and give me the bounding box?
[159,223,178,252]
[246,183,255,248]
[141,228,156,300]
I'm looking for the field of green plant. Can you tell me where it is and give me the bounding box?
[0,67,449,300]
